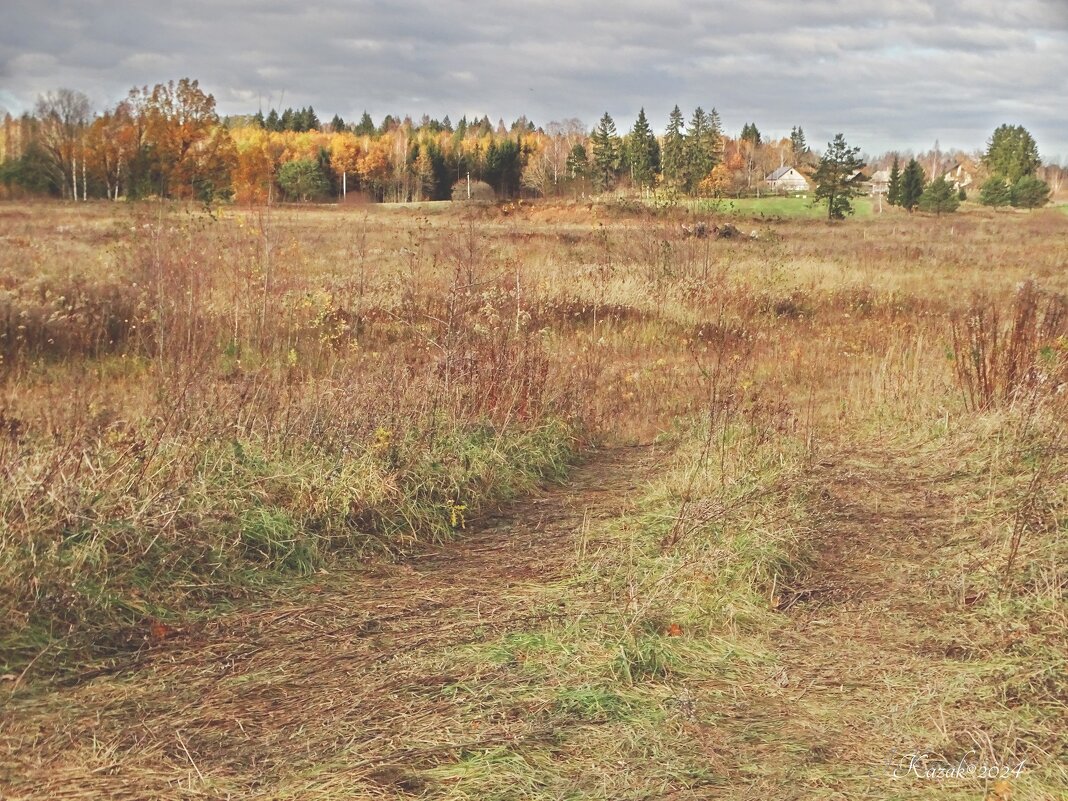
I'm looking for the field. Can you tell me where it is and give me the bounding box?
[1,198,1066,799]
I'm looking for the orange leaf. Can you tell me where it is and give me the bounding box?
[666,623,683,637]
[149,621,179,642]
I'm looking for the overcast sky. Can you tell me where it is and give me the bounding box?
[3,0,1067,160]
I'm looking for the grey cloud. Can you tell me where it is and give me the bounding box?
[2,0,1066,158]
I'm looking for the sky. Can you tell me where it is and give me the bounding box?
[2,0,1067,161]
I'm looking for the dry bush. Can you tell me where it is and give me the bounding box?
[951,280,1068,411]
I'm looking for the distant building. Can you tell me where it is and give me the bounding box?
[943,163,974,190]
[870,169,891,195]
[766,166,810,193]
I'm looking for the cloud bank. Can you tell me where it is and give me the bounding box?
[3,0,1067,158]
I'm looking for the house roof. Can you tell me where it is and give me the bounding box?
[767,166,798,180]
[871,169,890,182]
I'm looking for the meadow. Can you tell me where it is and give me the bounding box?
[1,197,1066,799]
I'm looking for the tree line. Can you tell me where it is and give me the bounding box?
[0,79,1059,212]
[0,79,814,204]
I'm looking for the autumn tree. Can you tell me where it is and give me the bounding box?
[231,128,275,203]
[899,158,926,212]
[34,88,91,200]
[738,123,763,191]
[142,79,235,200]
[590,112,620,191]
[84,104,138,200]
[331,133,363,199]
[813,133,864,220]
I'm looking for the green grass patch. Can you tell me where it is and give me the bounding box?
[686,194,875,219]
[0,416,578,673]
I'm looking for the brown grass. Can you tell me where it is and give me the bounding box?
[1,198,1067,799]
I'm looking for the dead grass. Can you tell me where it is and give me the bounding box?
[1,199,1067,799]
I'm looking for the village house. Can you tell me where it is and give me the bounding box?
[766,166,810,193]
[870,169,890,195]
[943,162,974,190]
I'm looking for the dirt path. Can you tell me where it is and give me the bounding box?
[4,444,1058,799]
[711,446,1054,799]
[1,445,664,800]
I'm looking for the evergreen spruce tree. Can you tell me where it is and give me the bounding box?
[918,176,960,215]
[1009,175,1051,209]
[662,105,686,187]
[329,114,346,133]
[899,158,926,212]
[984,124,1041,184]
[813,133,865,220]
[566,142,589,180]
[354,111,375,136]
[684,107,720,193]
[626,108,659,189]
[790,126,808,164]
[886,156,902,206]
[590,112,620,191]
[979,177,1011,207]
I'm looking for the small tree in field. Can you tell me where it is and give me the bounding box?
[813,133,864,220]
[1010,175,1051,209]
[899,158,926,212]
[887,156,902,206]
[979,177,1011,207]
[918,176,960,215]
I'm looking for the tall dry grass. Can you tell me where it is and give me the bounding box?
[1,200,1067,672]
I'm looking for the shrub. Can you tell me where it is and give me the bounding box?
[1010,175,1051,209]
[451,179,496,203]
[979,177,1011,207]
[918,176,960,215]
[277,159,331,202]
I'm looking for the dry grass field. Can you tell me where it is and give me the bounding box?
[1,198,1066,799]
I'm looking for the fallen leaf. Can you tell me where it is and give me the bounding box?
[149,621,180,642]
[666,623,683,637]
